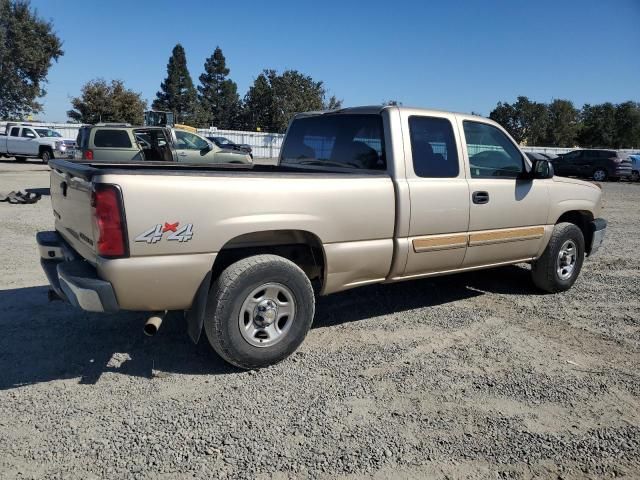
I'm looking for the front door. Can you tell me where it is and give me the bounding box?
[460,119,550,267]
[20,127,40,156]
[174,130,213,163]
[401,112,470,277]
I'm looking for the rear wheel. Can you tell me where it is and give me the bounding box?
[592,169,608,182]
[531,222,585,293]
[204,255,315,369]
[630,170,639,182]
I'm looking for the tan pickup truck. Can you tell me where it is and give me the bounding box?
[37,106,607,369]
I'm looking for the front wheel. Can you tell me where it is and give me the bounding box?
[631,170,640,182]
[204,255,315,369]
[593,169,608,182]
[531,222,585,293]
[41,150,51,164]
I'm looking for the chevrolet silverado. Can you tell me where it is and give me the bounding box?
[37,106,607,369]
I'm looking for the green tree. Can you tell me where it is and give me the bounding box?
[197,46,241,129]
[243,69,342,133]
[67,79,146,124]
[578,103,617,147]
[489,101,521,142]
[152,44,198,125]
[613,101,640,148]
[544,99,579,147]
[0,0,63,119]
[490,97,548,145]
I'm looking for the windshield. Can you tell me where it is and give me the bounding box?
[35,129,62,138]
[214,137,233,145]
[280,114,386,170]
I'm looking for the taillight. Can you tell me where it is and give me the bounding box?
[84,149,94,160]
[92,185,127,257]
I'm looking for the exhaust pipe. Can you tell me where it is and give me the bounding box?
[144,311,166,337]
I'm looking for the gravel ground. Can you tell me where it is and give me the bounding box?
[0,160,638,479]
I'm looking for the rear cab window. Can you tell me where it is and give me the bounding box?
[409,116,459,177]
[280,114,386,171]
[93,129,132,148]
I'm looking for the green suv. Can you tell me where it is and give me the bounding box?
[74,125,252,164]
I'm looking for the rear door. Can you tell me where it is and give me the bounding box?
[400,111,470,276]
[7,127,22,154]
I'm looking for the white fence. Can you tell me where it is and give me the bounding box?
[1,121,637,160]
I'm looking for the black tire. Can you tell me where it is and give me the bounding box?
[592,168,608,182]
[41,149,52,164]
[14,156,27,162]
[631,170,640,182]
[531,222,585,293]
[204,254,315,369]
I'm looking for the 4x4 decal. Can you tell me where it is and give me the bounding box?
[135,222,193,244]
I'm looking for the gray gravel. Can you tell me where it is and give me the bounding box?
[0,160,639,479]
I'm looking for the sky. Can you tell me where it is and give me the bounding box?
[28,0,640,122]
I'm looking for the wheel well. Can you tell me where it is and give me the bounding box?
[211,230,325,290]
[556,210,594,252]
[39,145,53,155]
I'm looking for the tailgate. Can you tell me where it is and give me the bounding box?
[50,165,98,264]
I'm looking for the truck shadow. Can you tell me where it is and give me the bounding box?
[0,265,538,390]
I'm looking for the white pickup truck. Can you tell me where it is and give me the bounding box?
[0,124,76,163]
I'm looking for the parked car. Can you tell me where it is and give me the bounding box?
[74,125,252,164]
[37,105,606,369]
[206,135,253,155]
[552,149,632,182]
[629,154,640,182]
[0,124,75,163]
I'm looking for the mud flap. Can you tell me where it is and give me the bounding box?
[185,271,212,344]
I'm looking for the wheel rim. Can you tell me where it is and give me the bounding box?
[238,282,296,348]
[631,171,639,182]
[42,152,49,163]
[556,240,577,280]
[593,170,606,181]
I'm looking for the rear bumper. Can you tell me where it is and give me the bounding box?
[37,231,119,312]
[588,218,607,256]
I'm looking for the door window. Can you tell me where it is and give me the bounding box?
[409,116,459,177]
[175,130,208,150]
[463,121,524,178]
[21,128,36,138]
[10,127,20,137]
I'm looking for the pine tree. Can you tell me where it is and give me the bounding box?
[197,46,241,129]
[152,44,198,125]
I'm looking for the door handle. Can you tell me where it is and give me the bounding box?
[472,191,489,204]
[177,152,187,157]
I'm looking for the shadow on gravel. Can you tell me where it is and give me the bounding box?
[0,286,240,390]
[313,264,540,328]
[0,265,537,389]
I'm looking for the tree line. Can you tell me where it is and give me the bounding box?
[68,44,341,133]
[489,97,640,149]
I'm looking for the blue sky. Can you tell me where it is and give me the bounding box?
[30,0,640,122]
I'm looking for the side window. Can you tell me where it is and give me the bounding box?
[175,130,208,150]
[21,128,36,138]
[463,121,524,179]
[94,130,132,148]
[409,116,459,177]
[10,127,20,137]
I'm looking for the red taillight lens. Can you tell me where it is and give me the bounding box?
[84,149,94,160]
[93,185,126,257]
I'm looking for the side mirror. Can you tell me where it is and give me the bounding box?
[532,159,554,179]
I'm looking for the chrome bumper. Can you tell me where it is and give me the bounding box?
[36,231,119,313]
[588,218,607,256]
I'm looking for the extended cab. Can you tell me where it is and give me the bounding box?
[0,124,75,163]
[37,106,607,369]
